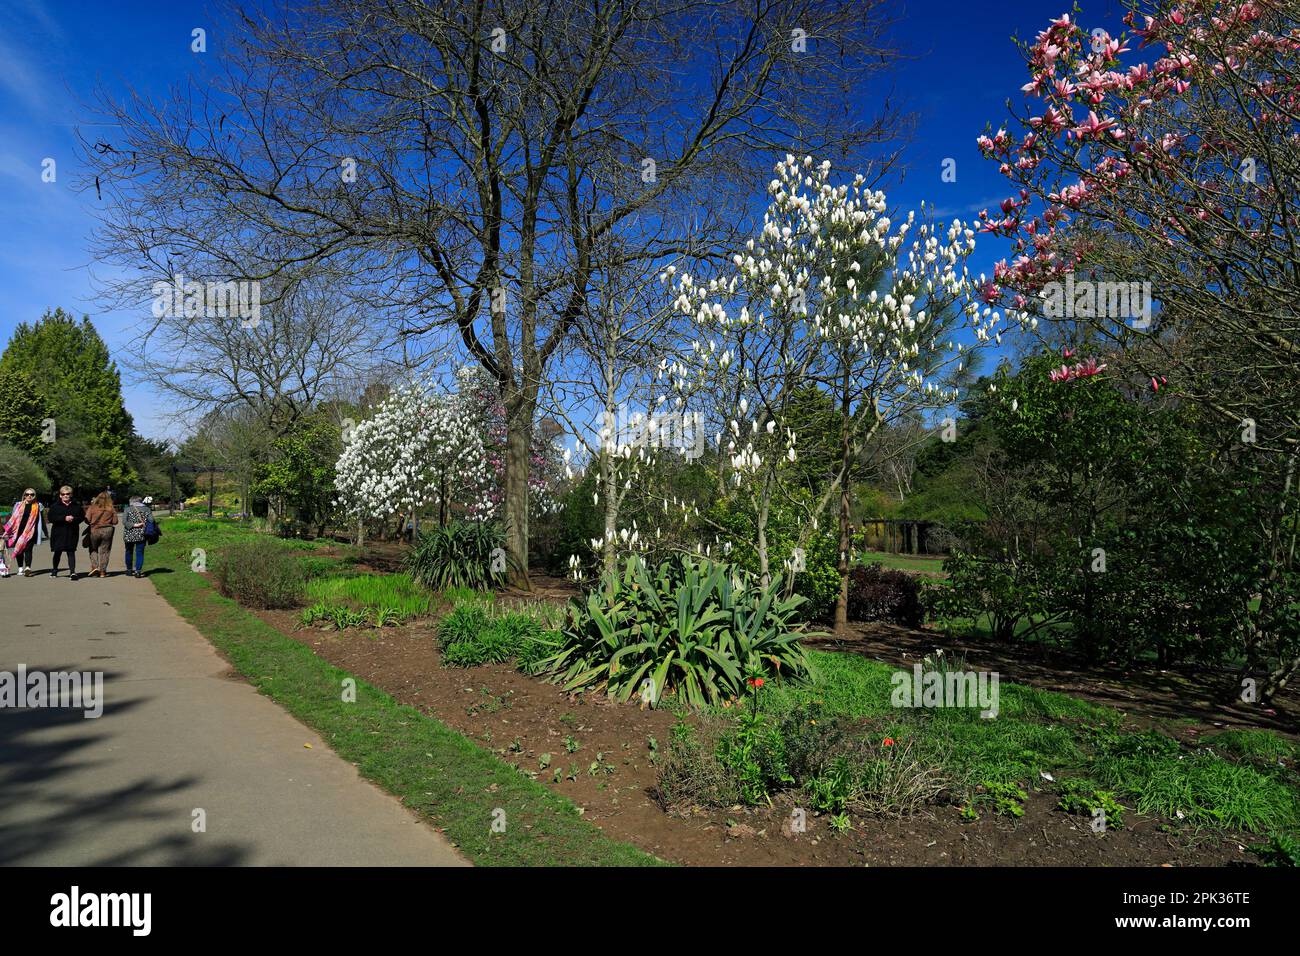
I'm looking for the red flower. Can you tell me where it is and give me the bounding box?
[882,737,895,747]
[747,677,765,689]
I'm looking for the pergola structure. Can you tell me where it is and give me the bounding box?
[851,519,948,556]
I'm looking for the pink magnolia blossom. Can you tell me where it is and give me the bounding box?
[1072,110,1119,141]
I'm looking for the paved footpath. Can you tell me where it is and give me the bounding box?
[0,528,467,866]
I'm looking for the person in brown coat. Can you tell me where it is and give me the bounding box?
[84,491,118,578]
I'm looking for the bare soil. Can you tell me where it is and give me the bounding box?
[251,603,1266,867]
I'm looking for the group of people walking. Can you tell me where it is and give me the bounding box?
[1,487,159,580]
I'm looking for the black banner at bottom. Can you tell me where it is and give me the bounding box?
[0,865,1293,941]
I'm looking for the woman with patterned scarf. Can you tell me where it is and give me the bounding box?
[2,488,47,577]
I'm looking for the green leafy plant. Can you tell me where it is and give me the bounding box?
[373,606,402,627]
[405,521,506,591]
[807,756,860,815]
[1057,779,1126,829]
[326,606,370,629]
[442,627,517,667]
[983,780,1028,818]
[300,601,331,626]
[537,555,814,709]
[437,604,562,668]
[214,537,306,609]
[716,676,792,805]
[438,604,491,646]
[514,628,563,675]
[1249,833,1300,867]
[305,572,431,619]
[299,556,338,579]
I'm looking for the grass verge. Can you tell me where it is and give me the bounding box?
[152,519,663,867]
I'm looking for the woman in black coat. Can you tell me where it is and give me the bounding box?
[47,485,86,579]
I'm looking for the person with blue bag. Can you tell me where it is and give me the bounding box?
[122,495,158,578]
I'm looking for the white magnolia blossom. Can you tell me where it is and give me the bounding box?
[660,154,996,582]
[334,376,495,522]
[666,153,994,441]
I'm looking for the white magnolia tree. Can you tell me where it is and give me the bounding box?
[666,155,999,625]
[334,371,495,540]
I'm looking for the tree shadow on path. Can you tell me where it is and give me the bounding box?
[0,669,251,866]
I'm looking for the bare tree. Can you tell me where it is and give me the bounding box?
[121,274,386,439]
[545,227,690,579]
[82,0,907,587]
[861,413,927,503]
[180,405,269,515]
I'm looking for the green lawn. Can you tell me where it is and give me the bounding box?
[855,549,948,574]
[152,517,662,867]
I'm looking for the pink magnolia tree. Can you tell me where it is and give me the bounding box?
[978,1,1300,696]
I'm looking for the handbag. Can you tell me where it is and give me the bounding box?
[144,516,161,545]
[81,527,92,549]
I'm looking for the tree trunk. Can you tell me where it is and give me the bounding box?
[503,396,533,589]
[439,469,449,528]
[602,452,618,580]
[756,499,770,588]
[834,373,852,632]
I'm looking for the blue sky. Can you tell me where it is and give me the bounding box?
[0,0,1133,442]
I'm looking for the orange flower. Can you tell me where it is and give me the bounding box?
[747,677,765,689]
[882,737,895,747]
